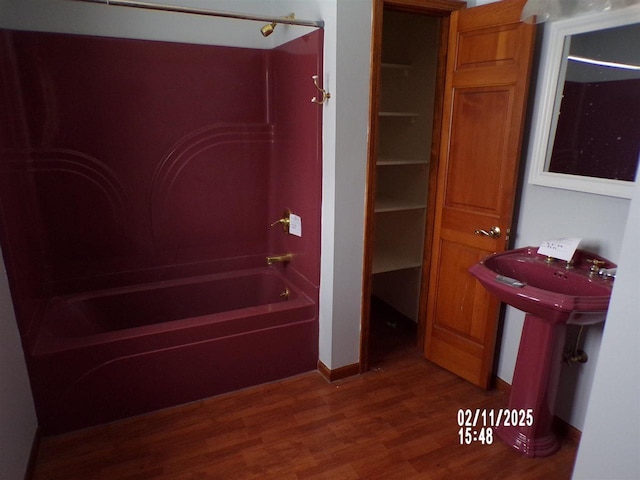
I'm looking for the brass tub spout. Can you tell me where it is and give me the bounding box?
[266,254,292,265]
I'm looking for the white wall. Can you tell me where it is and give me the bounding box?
[572,177,640,479]
[0,0,315,48]
[0,247,37,480]
[317,0,371,369]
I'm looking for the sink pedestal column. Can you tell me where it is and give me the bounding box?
[496,314,567,457]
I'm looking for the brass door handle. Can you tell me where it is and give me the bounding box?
[474,226,501,239]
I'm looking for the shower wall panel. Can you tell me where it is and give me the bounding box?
[10,30,270,279]
[269,30,323,293]
[0,30,307,336]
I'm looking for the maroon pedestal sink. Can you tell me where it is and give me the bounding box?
[469,247,615,457]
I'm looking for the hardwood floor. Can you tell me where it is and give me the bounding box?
[33,304,578,479]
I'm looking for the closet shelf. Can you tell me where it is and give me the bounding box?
[381,62,413,70]
[372,251,422,274]
[377,158,429,166]
[379,112,420,118]
[375,197,426,212]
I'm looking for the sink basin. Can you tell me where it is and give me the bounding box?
[469,246,616,457]
[469,246,615,325]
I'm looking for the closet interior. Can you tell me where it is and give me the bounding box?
[370,9,440,347]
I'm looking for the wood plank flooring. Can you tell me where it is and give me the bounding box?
[33,305,578,479]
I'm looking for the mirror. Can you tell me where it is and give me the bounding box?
[527,5,640,198]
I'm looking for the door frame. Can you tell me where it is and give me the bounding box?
[360,0,466,372]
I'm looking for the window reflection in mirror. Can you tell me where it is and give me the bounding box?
[547,23,640,182]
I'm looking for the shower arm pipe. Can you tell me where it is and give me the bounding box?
[70,0,325,29]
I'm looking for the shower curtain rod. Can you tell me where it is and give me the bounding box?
[71,0,325,29]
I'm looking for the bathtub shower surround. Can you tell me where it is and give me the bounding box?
[0,28,323,434]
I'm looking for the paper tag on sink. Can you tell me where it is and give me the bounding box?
[537,237,581,262]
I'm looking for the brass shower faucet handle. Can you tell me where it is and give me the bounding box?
[270,210,291,233]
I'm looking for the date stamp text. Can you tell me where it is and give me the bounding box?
[457,408,534,445]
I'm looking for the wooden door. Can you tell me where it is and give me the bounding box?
[424,0,535,389]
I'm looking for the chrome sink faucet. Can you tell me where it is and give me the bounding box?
[597,267,617,279]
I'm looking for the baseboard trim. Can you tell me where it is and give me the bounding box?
[494,376,512,394]
[495,377,582,443]
[317,360,360,382]
[24,427,41,480]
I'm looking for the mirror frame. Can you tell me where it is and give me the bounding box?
[527,5,640,199]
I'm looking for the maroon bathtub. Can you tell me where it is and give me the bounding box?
[1,28,323,435]
[28,265,318,434]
